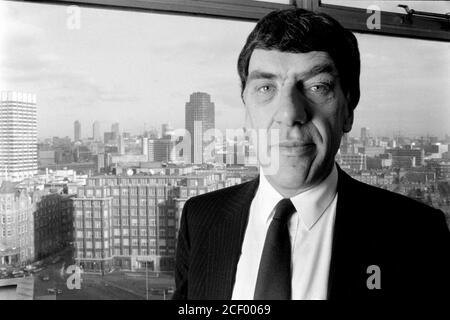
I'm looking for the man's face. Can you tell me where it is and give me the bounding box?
[243,49,353,195]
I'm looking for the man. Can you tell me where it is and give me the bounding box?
[173,9,450,300]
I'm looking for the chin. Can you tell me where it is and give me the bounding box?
[269,164,312,190]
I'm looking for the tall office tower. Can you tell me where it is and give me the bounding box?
[361,127,369,145]
[185,92,215,164]
[0,91,38,182]
[74,120,81,141]
[92,121,101,142]
[111,122,120,138]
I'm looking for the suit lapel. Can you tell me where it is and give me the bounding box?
[327,166,374,299]
[204,177,259,299]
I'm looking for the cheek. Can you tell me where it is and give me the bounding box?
[246,104,275,129]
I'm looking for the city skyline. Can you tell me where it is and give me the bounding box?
[1,1,450,139]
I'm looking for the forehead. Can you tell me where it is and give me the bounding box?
[247,49,337,79]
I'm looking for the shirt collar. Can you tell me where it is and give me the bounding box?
[258,163,338,230]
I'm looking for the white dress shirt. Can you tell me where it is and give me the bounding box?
[231,164,338,300]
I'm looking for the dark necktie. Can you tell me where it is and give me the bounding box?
[254,198,296,300]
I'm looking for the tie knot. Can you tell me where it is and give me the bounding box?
[272,198,296,222]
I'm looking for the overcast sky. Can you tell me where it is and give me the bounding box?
[1,1,449,140]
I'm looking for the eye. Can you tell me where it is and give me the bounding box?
[257,85,274,94]
[307,82,334,95]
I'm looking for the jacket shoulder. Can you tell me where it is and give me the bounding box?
[342,173,447,229]
[182,178,258,222]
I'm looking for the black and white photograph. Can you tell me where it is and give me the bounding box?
[0,0,449,307]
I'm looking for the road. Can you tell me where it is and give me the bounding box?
[33,248,175,300]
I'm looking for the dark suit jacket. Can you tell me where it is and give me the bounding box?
[173,166,450,300]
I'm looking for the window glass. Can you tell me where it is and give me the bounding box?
[1,0,448,301]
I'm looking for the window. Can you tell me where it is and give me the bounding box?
[123,238,129,246]
[122,228,129,236]
[5,0,448,300]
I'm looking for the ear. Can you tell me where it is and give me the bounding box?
[343,93,354,133]
[343,109,354,133]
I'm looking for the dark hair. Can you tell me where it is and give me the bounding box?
[237,9,360,110]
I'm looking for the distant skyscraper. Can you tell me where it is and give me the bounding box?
[0,91,38,181]
[185,92,215,164]
[111,122,120,137]
[361,127,369,145]
[92,121,101,142]
[74,120,81,141]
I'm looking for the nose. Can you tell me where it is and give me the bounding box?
[274,85,308,127]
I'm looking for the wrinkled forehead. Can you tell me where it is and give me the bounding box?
[247,49,339,82]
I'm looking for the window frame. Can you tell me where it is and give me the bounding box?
[13,0,450,41]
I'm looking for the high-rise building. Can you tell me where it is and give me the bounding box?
[0,91,38,182]
[74,120,81,141]
[92,121,101,142]
[185,92,215,164]
[361,127,369,146]
[111,123,120,137]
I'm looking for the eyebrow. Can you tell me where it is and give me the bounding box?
[247,63,337,82]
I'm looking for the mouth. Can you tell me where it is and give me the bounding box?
[271,141,316,155]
